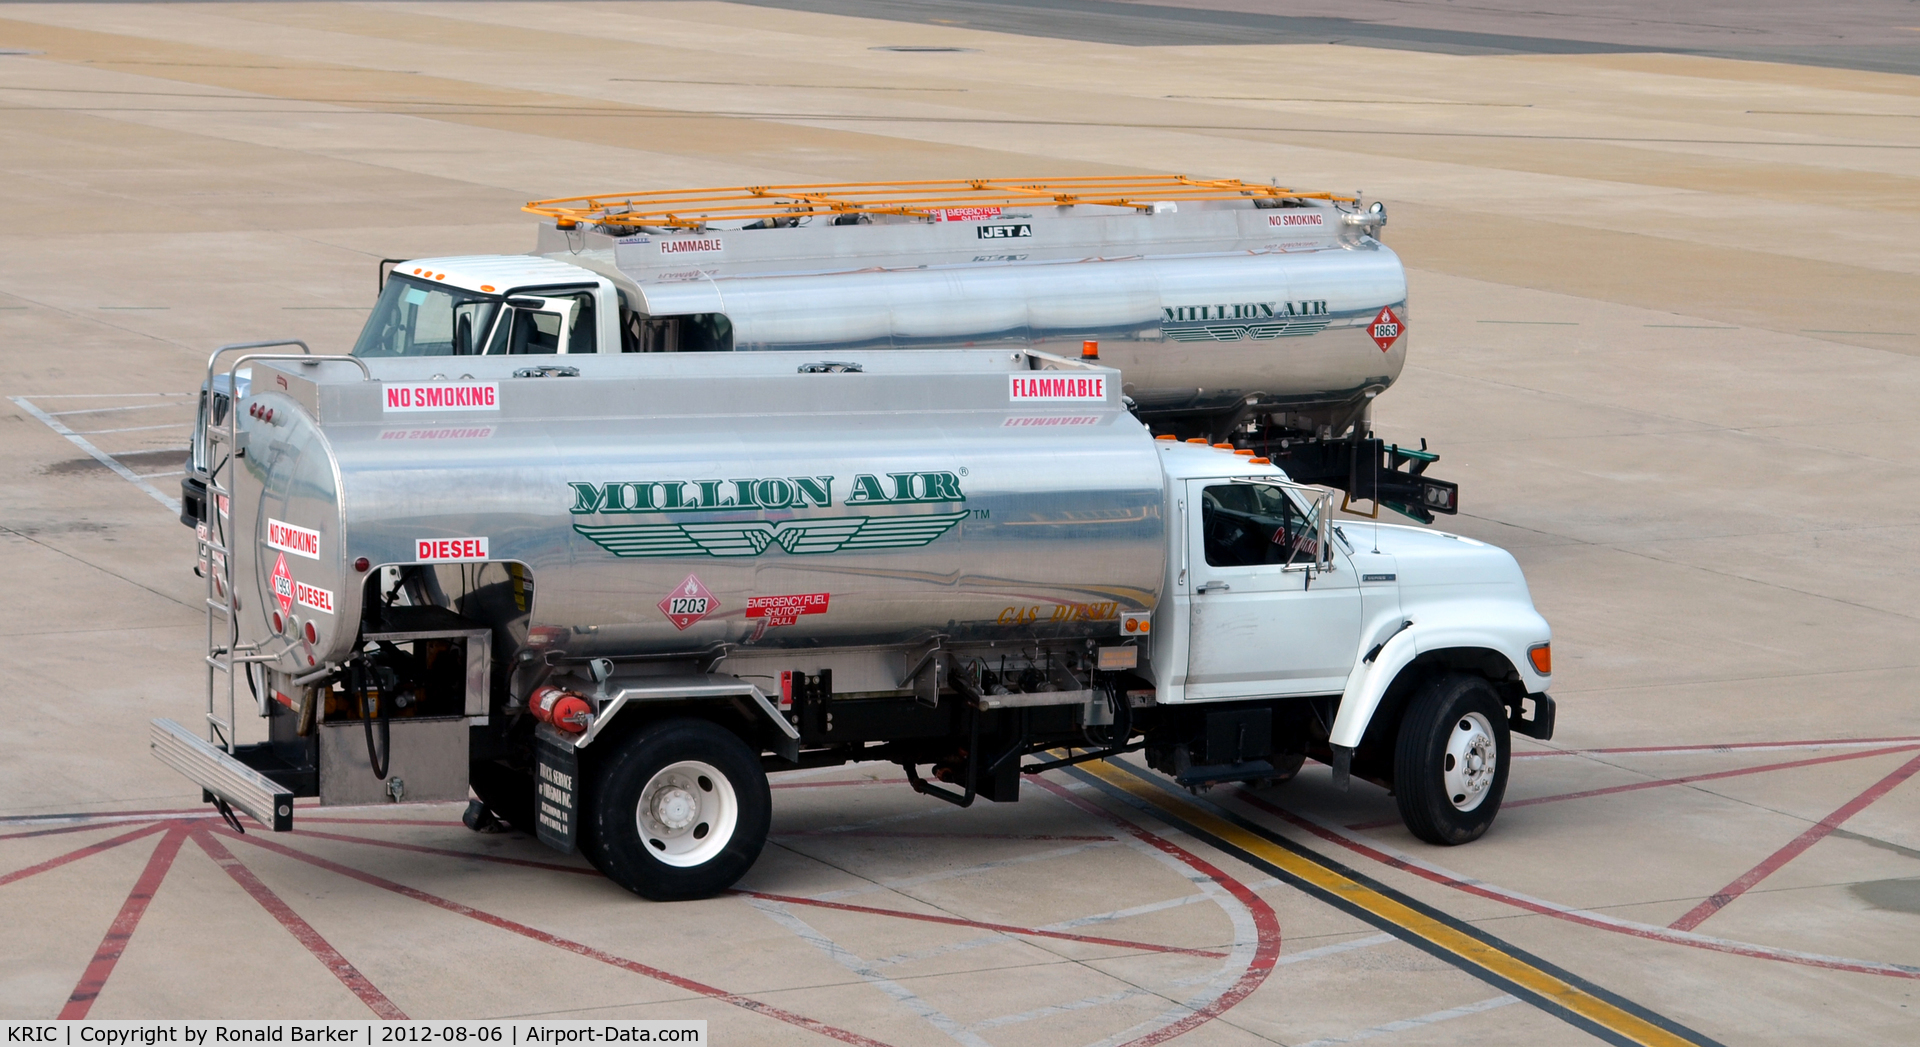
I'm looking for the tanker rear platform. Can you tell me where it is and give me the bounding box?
[3,2,1918,1044]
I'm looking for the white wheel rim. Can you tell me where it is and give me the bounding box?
[636,759,738,868]
[1442,711,1497,812]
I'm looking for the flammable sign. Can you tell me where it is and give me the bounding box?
[1368,306,1404,352]
[270,552,294,615]
[658,573,717,631]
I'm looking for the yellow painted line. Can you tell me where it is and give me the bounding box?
[1078,760,1708,1047]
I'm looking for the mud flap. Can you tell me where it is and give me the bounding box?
[533,725,580,853]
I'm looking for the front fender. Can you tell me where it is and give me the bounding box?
[1327,597,1550,750]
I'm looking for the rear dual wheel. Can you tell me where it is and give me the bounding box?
[1394,674,1509,845]
[582,718,771,900]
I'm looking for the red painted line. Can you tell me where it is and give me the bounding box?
[1511,735,1920,759]
[1348,742,1920,830]
[739,890,1229,958]
[771,778,909,790]
[222,829,898,1047]
[1232,789,1920,980]
[1670,750,1920,932]
[0,821,155,844]
[0,822,169,888]
[1511,744,1920,809]
[290,827,598,875]
[1031,777,1281,1047]
[60,826,190,1019]
[0,806,211,824]
[191,830,408,1018]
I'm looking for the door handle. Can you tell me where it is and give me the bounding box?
[1196,581,1231,594]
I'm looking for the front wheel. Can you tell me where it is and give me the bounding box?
[583,718,771,900]
[1393,674,1509,845]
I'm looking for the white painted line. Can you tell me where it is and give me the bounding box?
[70,423,189,435]
[11,396,180,513]
[18,392,193,399]
[968,987,1155,1031]
[48,401,185,416]
[1294,995,1519,1046]
[138,470,187,478]
[1276,932,1397,966]
[752,899,992,1047]
[1044,887,1205,925]
[813,840,1120,900]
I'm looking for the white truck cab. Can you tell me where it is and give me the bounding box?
[361,256,624,358]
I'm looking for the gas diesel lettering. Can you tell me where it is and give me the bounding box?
[416,537,490,562]
[569,473,964,514]
[1164,301,1328,322]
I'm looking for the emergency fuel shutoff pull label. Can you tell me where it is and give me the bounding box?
[746,592,830,627]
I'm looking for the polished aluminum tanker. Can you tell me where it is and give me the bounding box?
[362,179,1409,434]
[234,351,1167,678]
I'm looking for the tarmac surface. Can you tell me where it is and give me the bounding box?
[2,2,1918,1043]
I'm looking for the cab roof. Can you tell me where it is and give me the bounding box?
[1156,438,1292,483]
[392,255,597,295]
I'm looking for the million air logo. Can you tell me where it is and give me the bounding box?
[1162,300,1333,342]
[568,472,969,559]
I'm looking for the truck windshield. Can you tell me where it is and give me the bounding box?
[353,276,502,357]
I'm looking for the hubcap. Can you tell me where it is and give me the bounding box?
[636,759,738,868]
[1441,712,1498,812]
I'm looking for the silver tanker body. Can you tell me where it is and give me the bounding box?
[547,200,1407,425]
[237,351,1166,678]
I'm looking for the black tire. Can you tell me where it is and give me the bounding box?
[1246,752,1306,790]
[1393,674,1510,845]
[582,718,771,901]
[467,760,535,833]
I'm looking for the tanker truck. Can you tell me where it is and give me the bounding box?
[179,177,1457,541]
[153,347,1553,901]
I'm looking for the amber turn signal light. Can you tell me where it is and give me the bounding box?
[1528,643,1551,675]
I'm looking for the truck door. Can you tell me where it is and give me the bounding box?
[486,293,596,355]
[1182,479,1363,700]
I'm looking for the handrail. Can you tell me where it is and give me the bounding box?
[525,175,1357,230]
[201,351,374,742]
[193,340,311,486]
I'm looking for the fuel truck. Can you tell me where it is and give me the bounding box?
[180,177,1457,540]
[153,347,1554,901]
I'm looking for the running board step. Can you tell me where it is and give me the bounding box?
[149,718,293,831]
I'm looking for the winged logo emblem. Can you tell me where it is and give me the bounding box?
[575,511,971,558]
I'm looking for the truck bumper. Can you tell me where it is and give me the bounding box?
[150,719,293,831]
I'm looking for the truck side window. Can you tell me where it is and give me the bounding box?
[488,309,562,355]
[1201,483,1319,568]
[567,294,596,354]
[633,313,735,353]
